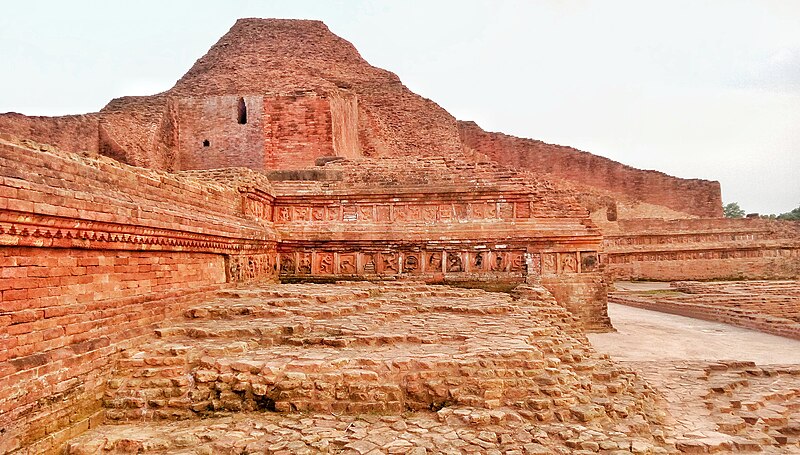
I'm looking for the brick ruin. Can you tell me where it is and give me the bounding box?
[0,18,799,454]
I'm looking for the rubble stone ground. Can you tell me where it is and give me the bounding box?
[590,302,800,454]
[66,282,671,454]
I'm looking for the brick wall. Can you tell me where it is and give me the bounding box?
[541,273,611,332]
[0,113,99,154]
[176,95,265,170]
[263,94,335,169]
[329,92,360,159]
[0,248,225,453]
[458,121,723,218]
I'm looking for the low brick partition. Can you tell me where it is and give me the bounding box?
[610,280,800,340]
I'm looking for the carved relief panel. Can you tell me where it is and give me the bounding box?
[294,206,310,222]
[470,202,485,220]
[426,251,443,273]
[438,204,452,221]
[498,202,514,219]
[381,252,399,275]
[376,205,391,222]
[227,253,277,283]
[541,253,557,275]
[298,252,312,274]
[339,253,357,275]
[562,253,578,273]
[471,251,486,272]
[361,252,378,274]
[581,252,598,273]
[280,253,296,275]
[278,206,291,222]
[403,252,421,274]
[407,205,421,221]
[243,198,269,220]
[316,252,334,274]
[311,206,325,222]
[393,205,408,222]
[454,203,468,221]
[422,205,437,222]
[509,251,525,272]
[358,205,374,222]
[490,252,507,272]
[326,205,340,221]
[446,252,464,272]
[486,202,498,219]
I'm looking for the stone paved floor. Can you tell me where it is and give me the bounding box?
[66,409,669,454]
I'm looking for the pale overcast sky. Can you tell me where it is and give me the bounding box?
[1,1,798,214]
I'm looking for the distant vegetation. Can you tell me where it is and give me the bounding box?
[724,202,800,220]
[763,205,800,221]
[723,202,745,218]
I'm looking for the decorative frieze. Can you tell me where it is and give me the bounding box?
[605,248,800,264]
[277,248,596,277]
[272,200,536,224]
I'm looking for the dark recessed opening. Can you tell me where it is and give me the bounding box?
[237,97,247,124]
[202,139,210,147]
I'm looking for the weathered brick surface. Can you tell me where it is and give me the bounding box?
[0,281,226,454]
[1,17,798,455]
[176,95,266,170]
[0,113,100,155]
[632,361,800,452]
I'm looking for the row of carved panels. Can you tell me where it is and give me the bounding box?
[227,254,279,282]
[278,250,599,276]
[604,232,766,246]
[605,248,800,264]
[245,200,536,223]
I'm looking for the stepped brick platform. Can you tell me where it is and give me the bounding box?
[64,282,674,454]
[610,281,800,340]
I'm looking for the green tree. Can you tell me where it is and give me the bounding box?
[723,202,745,218]
[777,204,800,221]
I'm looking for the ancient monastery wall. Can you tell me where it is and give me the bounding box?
[458,121,723,219]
